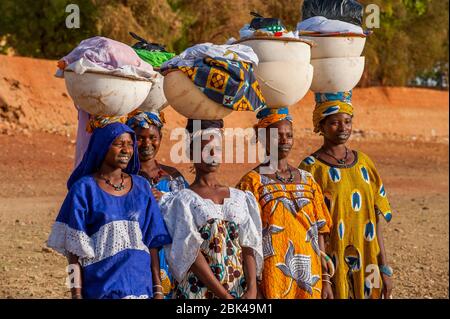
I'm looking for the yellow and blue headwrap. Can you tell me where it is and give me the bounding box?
[313,91,354,133]
[126,110,166,130]
[255,107,293,129]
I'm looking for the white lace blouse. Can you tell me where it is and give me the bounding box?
[159,187,264,283]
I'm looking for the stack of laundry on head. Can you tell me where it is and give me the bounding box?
[57,36,161,132]
[233,13,314,109]
[160,42,266,120]
[297,0,368,93]
[57,36,170,167]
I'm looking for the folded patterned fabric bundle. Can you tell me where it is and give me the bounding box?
[162,43,259,68]
[161,44,266,112]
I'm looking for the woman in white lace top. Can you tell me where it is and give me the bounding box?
[159,119,263,299]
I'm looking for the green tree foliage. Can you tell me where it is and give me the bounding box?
[0,0,447,87]
[0,0,98,59]
[360,0,449,86]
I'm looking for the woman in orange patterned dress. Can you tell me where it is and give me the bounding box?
[237,108,333,299]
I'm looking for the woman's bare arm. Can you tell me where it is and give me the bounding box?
[150,248,164,299]
[319,234,334,299]
[241,247,257,299]
[67,253,82,299]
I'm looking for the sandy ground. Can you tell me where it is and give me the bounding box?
[0,55,448,299]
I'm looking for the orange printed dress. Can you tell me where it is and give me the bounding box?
[299,151,393,299]
[237,169,332,299]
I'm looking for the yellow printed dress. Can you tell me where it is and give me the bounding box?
[299,151,393,299]
[237,169,332,299]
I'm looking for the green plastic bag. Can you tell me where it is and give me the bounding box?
[134,48,175,68]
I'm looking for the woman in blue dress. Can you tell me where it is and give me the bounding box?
[127,111,189,298]
[47,122,172,299]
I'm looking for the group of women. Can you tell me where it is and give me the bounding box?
[47,91,394,299]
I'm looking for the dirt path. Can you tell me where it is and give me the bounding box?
[0,131,447,299]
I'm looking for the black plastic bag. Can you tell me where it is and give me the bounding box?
[248,12,286,31]
[129,32,167,52]
[301,0,364,27]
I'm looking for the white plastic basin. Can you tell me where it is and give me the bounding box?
[138,74,169,113]
[310,56,365,93]
[163,71,233,120]
[300,36,366,59]
[64,71,152,116]
[254,61,313,108]
[236,37,312,63]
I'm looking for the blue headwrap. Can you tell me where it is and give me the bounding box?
[314,91,353,105]
[255,107,293,129]
[67,123,140,190]
[313,91,354,133]
[126,111,165,130]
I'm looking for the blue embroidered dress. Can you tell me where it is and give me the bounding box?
[47,123,172,299]
[47,175,171,299]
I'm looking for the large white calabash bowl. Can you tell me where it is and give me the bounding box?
[255,61,313,108]
[163,70,233,120]
[138,74,169,113]
[64,70,152,116]
[300,35,366,59]
[235,37,312,63]
[310,56,365,93]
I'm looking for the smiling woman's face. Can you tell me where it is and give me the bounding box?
[103,133,134,170]
[320,113,353,145]
[264,120,294,160]
[135,126,161,162]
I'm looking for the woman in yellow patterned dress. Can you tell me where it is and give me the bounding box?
[299,91,394,299]
[237,108,333,299]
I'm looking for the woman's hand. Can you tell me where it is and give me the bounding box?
[256,286,265,299]
[381,273,393,299]
[241,286,257,299]
[151,189,164,201]
[153,292,164,300]
[321,281,334,299]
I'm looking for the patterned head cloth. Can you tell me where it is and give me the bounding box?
[255,107,293,129]
[126,110,166,130]
[161,56,266,113]
[86,114,129,133]
[313,91,354,133]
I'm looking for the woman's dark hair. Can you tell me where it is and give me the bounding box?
[185,119,224,161]
[185,119,224,134]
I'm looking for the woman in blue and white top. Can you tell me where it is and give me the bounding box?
[47,122,172,299]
